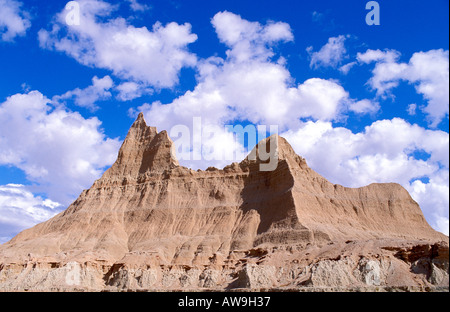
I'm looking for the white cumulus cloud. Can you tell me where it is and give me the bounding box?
[116,81,153,101]
[0,90,121,204]
[0,184,61,243]
[348,99,380,115]
[212,10,294,62]
[53,75,114,110]
[307,35,349,69]
[408,170,449,235]
[357,48,449,127]
[0,0,31,41]
[127,0,150,12]
[38,0,197,89]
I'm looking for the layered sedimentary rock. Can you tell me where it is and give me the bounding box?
[0,113,448,291]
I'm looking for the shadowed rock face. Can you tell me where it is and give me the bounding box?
[0,114,448,292]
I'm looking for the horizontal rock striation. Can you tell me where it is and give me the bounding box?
[0,113,448,291]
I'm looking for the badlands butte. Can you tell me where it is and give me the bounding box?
[0,113,448,292]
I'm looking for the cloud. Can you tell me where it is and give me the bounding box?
[282,118,449,234]
[339,61,357,75]
[307,35,348,69]
[296,78,351,121]
[357,49,449,127]
[348,99,380,115]
[38,0,197,89]
[53,75,114,110]
[409,170,449,235]
[0,184,61,242]
[357,49,400,64]
[116,81,153,101]
[406,168,450,235]
[0,0,31,41]
[0,91,121,204]
[211,11,293,62]
[126,0,150,12]
[53,75,154,105]
[434,216,449,236]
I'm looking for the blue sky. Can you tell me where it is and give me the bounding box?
[0,0,448,242]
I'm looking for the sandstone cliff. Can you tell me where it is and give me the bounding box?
[0,113,448,291]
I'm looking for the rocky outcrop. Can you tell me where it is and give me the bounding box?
[0,114,448,291]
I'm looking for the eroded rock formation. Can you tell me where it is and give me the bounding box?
[0,113,448,291]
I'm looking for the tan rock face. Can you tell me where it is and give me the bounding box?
[0,114,448,291]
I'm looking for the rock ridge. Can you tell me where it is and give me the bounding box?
[0,114,447,291]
